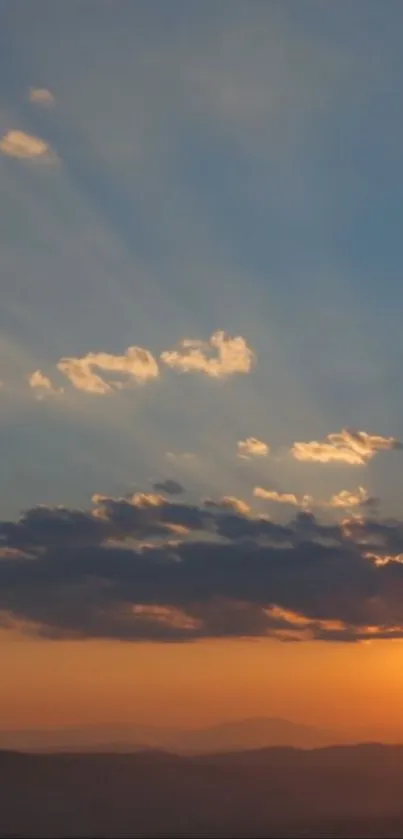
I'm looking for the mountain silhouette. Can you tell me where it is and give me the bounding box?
[0,716,339,754]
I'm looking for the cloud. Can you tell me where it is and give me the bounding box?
[291,428,402,465]
[253,487,378,510]
[204,496,251,515]
[0,130,57,162]
[364,552,403,567]
[90,492,211,538]
[152,479,184,496]
[253,486,378,510]
[57,346,159,394]
[3,490,403,642]
[28,87,55,106]
[24,330,254,398]
[254,486,374,511]
[28,370,60,396]
[254,487,312,508]
[327,486,372,509]
[160,331,255,378]
[237,437,269,458]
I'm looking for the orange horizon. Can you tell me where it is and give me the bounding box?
[2,629,403,742]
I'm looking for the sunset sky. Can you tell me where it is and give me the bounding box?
[2,0,403,741]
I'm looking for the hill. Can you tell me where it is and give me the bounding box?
[1,744,403,836]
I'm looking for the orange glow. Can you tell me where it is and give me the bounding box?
[1,629,403,743]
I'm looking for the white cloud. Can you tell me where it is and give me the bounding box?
[161,330,255,378]
[0,130,57,162]
[237,437,269,458]
[28,370,60,397]
[291,428,402,465]
[93,492,165,512]
[254,485,371,511]
[327,486,370,509]
[254,487,312,507]
[29,87,55,106]
[205,495,251,515]
[57,346,159,394]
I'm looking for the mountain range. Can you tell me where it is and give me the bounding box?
[0,715,341,753]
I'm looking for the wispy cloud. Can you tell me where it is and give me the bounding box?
[57,347,159,394]
[161,331,255,378]
[291,429,402,465]
[0,130,57,162]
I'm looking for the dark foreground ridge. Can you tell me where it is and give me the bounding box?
[2,744,403,837]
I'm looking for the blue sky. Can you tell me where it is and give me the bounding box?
[1,0,403,522]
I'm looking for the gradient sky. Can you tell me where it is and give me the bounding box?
[2,0,403,739]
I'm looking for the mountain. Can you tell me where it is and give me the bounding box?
[177,716,338,751]
[0,716,339,754]
[1,744,403,837]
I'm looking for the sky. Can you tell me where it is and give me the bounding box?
[2,0,403,740]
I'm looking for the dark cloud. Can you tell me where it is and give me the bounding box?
[2,494,403,643]
[95,493,211,535]
[214,512,292,544]
[152,479,184,496]
[0,505,109,551]
[0,494,211,550]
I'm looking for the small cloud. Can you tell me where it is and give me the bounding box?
[28,370,61,398]
[254,487,312,508]
[0,130,57,163]
[152,479,184,496]
[28,87,55,106]
[363,552,403,567]
[237,437,269,458]
[291,428,402,466]
[57,346,159,394]
[127,492,165,508]
[254,484,374,511]
[161,330,255,378]
[204,495,251,515]
[327,486,370,509]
